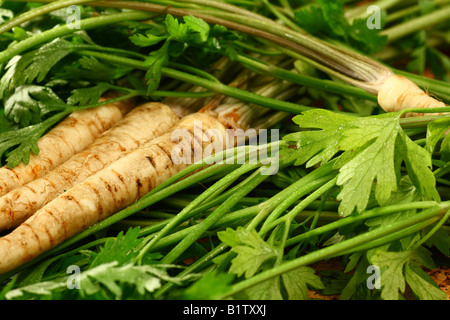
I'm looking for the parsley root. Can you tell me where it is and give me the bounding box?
[377,75,447,117]
[0,99,133,198]
[0,113,227,274]
[0,102,179,231]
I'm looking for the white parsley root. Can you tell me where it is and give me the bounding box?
[377,75,447,117]
[0,113,227,274]
[0,98,134,198]
[0,102,179,231]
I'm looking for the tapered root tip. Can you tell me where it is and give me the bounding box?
[377,75,446,117]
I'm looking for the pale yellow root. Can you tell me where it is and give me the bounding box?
[0,103,179,231]
[0,98,134,197]
[0,113,228,274]
[377,75,446,117]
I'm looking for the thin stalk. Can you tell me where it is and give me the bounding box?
[381,5,450,42]
[155,242,228,298]
[0,11,155,65]
[79,50,314,114]
[385,0,450,23]
[337,218,440,256]
[235,54,378,102]
[134,163,261,264]
[285,201,440,248]
[410,207,450,250]
[265,177,338,235]
[0,0,96,34]
[259,162,337,230]
[160,165,270,265]
[345,0,404,22]
[218,203,448,299]
[21,0,392,88]
[259,175,338,237]
[259,0,304,33]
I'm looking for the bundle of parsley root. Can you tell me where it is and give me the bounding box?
[0,0,449,301]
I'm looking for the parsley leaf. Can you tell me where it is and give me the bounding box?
[88,228,143,269]
[337,117,401,215]
[143,39,170,94]
[282,110,356,168]
[0,118,54,167]
[178,271,234,300]
[4,85,66,127]
[165,14,210,45]
[129,33,167,47]
[281,266,324,300]
[368,246,436,300]
[0,38,77,99]
[284,109,439,216]
[238,277,283,300]
[67,82,113,106]
[218,227,278,278]
[294,0,387,54]
[405,264,447,300]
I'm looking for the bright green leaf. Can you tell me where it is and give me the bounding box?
[281,266,324,300]
[218,227,278,278]
[405,264,446,300]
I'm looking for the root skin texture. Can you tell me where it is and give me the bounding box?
[0,99,134,198]
[378,75,446,117]
[0,103,179,231]
[0,113,227,274]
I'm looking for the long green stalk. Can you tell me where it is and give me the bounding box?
[134,163,262,263]
[0,11,155,65]
[381,5,450,42]
[78,50,313,114]
[218,202,448,299]
[160,165,270,265]
[285,201,440,247]
[0,0,96,34]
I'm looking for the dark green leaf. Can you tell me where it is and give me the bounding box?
[178,271,234,300]
[4,85,66,127]
[0,38,76,99]
[144,40,170,94]
[67,82,113,106]
[89,228,143,269]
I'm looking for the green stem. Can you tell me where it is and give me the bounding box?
[381,5,450,42]
[236,54,378,102]
[155,242,228,298]
[160,165,269,264]
[285,201,440,248]
[0,11,154,65]
[259,163,337,231]
[218,202,448,299]
[0,0,96,34]
[411,207,450,250]
[134,163,260,264]
[79,50,313,114]
[337,218,439,256]
[345,0,404,22]
[270,177,338,233]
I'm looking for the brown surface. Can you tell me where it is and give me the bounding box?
[428,266,450,300]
